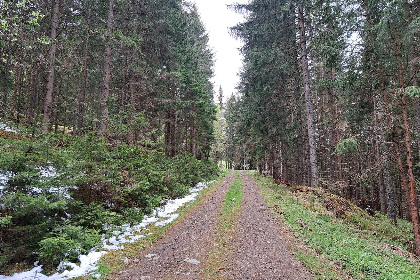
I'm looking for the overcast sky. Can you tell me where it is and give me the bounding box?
[190,0,247,101]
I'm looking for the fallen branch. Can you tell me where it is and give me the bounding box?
[297,218,312,231]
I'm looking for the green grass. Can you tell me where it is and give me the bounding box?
[201,171,243,279]
[254,173,420,280]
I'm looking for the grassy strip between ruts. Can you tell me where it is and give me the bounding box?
[201,171,243,279]
[78,170,231,280]
[253,171,420,280]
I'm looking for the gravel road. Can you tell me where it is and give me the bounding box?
[113,173,235,280]
[223,172,312,279]
[112,172,312,279]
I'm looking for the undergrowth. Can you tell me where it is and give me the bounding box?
[254,173,420,280]
[0,130,219,274]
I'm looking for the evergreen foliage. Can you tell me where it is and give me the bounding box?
[227,0,420,254]
[0,0,219,271]
[0,131,218,271]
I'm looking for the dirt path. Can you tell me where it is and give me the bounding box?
[223,172,312,279]
[112,172,312,279]
[112,172,235,280]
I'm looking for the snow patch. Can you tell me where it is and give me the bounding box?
[0,123,18,133]
[39,166,58,178]
[0,171,14,191]
[0,165,77,198]
[0,251,105,280]
[155,213,179,227]
[0,181,213,280]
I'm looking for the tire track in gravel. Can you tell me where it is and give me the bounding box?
[224,172,313,280]
[112,172,235,280]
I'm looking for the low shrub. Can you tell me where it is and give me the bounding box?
[39,225,101,268]
[0,131,219,272]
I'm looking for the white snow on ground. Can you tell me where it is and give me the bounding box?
[39,166,58,178]
[0,181,213,280]
[0,166,57,192]
[0,171,14,191]
[0,123,18,133]
[0,166,77,197]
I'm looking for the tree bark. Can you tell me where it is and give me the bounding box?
[387,30,420,255]
[27,63,38,124]
[413,61,420,160]
[2,52,11,119]
[97,0,114,133]
[281,142,289,185]
[129,74,136,145]
[298,5,318,187]
[379,65,410,221]
[374,97,387,214]
[165,110,176,157]
[190,119,197,157]
[416,98,420,160]
[395,37,420,255]
[41,0,60,133]
[271,141,280,184]
[74,9,91,134]
[327,68,341,181]
[383,142,397,225]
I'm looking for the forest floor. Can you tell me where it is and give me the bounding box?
[108,171,312,280]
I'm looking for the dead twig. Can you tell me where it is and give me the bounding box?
[297,218,312,231]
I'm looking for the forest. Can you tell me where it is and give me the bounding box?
[0,0,420,277]
[0,0,218,273]
[214,0,420,255]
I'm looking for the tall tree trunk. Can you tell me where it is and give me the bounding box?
[416,95,420,160]
[165,110,176,157]
[327,68,340,181]
[74,9,91,134]
[271,141,280,184]
[27,63,38,124]
[413,61,420,160]
[11,63,18,119]
[292,39,304,185]
[298,5,318,187]
[383,143,397,224]
[129,74,136,145]
[190,119,197,157]
[16,66,23,123]
[281,142,289,185]
[41,0,60,133]
[379,66,410,221]
[97,0,114,133]
[319,86,327,180]
[2,52,11,119]
[374,98,387,214]
[395,32,420,256]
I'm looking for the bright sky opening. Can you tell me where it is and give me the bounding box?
[191,0,247,101]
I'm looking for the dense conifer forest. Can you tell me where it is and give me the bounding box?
[0,0,218,272]
[219,0,420,256]
[0,0,419,276]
